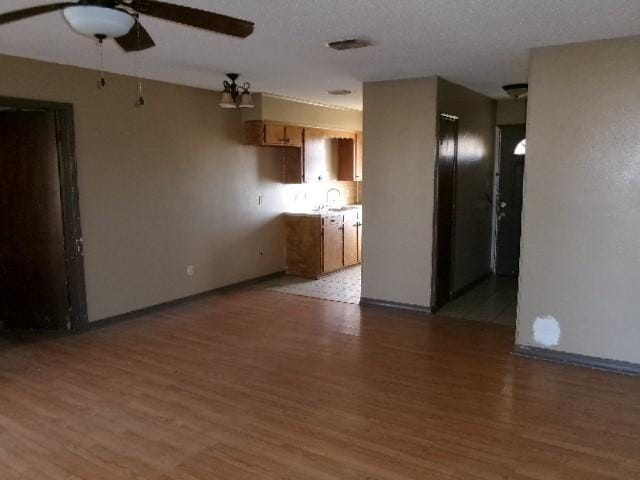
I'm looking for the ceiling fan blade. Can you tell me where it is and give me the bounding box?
[0,2,74,25]
[114,20,155,52]
[129,0,254,38]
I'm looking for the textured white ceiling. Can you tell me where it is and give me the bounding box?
[0,0,639,109]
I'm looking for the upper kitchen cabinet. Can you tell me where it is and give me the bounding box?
[246,120,362,184]
[303,127,331,183]
[283,127,338,184]
[245,121,303,147]
[337,132,363,181]
[355,132,363,181]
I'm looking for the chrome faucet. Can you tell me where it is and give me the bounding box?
[326,188,341,207]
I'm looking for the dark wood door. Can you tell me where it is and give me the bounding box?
[433,114,458,310]
[496,125,526,277]
[0,111,69,329]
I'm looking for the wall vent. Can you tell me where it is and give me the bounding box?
[326,38,372,51]
[328,89,353,96]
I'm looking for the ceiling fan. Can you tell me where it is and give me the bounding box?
[0,0,255,52]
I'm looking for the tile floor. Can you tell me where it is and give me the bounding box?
[438,275,518,326]
[261,268,516,325]
[261,265,362,304]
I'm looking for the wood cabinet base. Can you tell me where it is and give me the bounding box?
[285,210,362,279]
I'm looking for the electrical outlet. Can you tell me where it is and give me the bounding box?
[258,195,263,206]
[186,265,194,276]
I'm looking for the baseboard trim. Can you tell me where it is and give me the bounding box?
[513,345,640,376]
[360,297,431,314]
[88,271,286,331]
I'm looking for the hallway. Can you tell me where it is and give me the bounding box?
[438,275,518,326]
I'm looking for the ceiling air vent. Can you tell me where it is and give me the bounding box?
[326,38,372,51]
[328,89,353,96]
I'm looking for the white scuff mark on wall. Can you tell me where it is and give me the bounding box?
[533,315,561,347]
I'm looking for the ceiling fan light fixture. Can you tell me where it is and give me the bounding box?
[63,5,135,39]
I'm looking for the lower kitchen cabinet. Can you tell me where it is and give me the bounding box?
[343,210,359,267]
[285,208,362,279]
[322,216,344,273]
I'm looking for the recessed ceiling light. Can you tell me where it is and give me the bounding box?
[328,89,353,96]
[326,38,372,51]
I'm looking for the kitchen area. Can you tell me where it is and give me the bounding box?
[245,116,363,304]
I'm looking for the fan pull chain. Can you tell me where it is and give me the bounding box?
[96,36,106,89]
[134,17,145,107]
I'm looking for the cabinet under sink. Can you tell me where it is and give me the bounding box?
[284,208,362,279]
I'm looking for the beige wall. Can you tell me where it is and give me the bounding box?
[0,54,361,322]
[362,77,438,307]
[437,79,496,291]
[496,99,527,125]
[243,93,362,131]
[517,36,640,363]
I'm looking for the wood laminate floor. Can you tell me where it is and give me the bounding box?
[0,288,639,479]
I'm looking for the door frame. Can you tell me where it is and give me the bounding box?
[0,96,88,331]
[430,113,459,311]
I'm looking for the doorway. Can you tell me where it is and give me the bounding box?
[495,125,526,276]
[433,121,525,326]
[0,97,87,331]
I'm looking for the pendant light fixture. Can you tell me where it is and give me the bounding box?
[219,73,255,109]
[502,83,528,100]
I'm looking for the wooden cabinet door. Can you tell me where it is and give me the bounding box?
[264,124,286,145]
[283,147,303,183]
[355,132,363,181]
[357,222,363,263]
[322,218,344,273]
[343,210,358,266]
[337,138,356,181]
[303,128,329,183]
[285,126,303,146]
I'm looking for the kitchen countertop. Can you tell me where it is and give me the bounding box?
[285,205,362,217]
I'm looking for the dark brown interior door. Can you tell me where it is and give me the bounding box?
[496,125,526,277]
[433,114,458,310]
[0,111,69,330]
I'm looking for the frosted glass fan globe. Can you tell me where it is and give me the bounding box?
[63,6,135,38]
